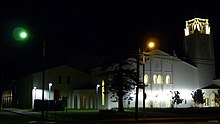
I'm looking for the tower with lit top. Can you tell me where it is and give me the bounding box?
[184,17,215,88]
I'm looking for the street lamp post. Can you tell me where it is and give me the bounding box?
[42,40,46,119]
[33,87,37,109]
[141,52,150,119]
[143,61,146,118]
[96,84,100,109]
[135,49,140,121]
[135,41,155,121]
[49,83,52,100]
[12,26,46,119]
[34,87,37,100]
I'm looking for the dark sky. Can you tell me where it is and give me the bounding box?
[0,0,220,79]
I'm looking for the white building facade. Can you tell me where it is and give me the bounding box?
[102,17,219,109]
[29,17,220,110]
[32,65,98,109]
[104,50,199,109]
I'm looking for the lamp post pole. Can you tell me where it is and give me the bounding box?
[96,84,100,109]
[49,83,52,100]
[135,42,154,120]
[143,61,146,118]
[12,27,47,119]
[41,40,46,119]
[34,87,37,100]
[135,49,140,121]
[0,70,4,108]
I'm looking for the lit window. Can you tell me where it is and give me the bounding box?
[102,80,105,106]
[144,74,148,85]
[184,18,210,36]
[166,75,171,84]
[153,75,157,84]
[157,75,162,84]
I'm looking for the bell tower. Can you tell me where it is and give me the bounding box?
[184,17,215,88]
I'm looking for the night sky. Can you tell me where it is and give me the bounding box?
[0,0,220,80]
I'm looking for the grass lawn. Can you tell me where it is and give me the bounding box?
[45,107,220,121]
[48,109,135,121]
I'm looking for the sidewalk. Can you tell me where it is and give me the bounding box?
[0,108,79,123]
[1,108,220,123]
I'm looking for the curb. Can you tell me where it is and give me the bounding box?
[0,108,54,122]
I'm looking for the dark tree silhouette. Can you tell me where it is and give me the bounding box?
[171,91,184,108]
[213,90,220,106]
[191,89,205,107]
[102,59,136,112]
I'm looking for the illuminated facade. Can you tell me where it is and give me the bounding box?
[184,18,210,36]
[184,17,215,88]
[105,50,198,108]
[31,65,97,109]
[104,17,219,109]
[2,17,219,109]
[2,89,13,107]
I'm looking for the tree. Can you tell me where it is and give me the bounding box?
[170,91,184,108]
[102,59,136,112]
[191,89,205,107]
[213,90,220,106]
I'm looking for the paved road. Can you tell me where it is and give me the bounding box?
[97,119,219,124]
[0,110,58,124]
[1,108,220,124]
[0,109,33,123]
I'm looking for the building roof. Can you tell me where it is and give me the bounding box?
[149,50,197,69]
[201,84,220,89]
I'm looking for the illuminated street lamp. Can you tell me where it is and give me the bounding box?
[13,26,46,119]
[13,27,29,41]
[96,84,100,109]
[135,41,156,120]
[148,41,155,49]
[34,87,37,100]
[48,83,52,100]
[20,32,27,39]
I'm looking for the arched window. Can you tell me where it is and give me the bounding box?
[157,75,162,84]
[74,95,77,109]
[102,80,105,106]
[89,96,94,109]
[153,75,157,84]
[80,95,86,109]
[166,75,171,84]
[144,74,148,85]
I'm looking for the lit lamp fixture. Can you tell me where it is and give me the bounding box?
[34,87,37,100]
[96,84,100,89]
[12,27,29,41]
[135,40,156,120]
[96,84,100,109]
[148,41,155,49]
[49,83,52,100]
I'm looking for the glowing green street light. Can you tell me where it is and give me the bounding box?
[13,27,29,41]
[12,25,46,119]
[20,31,27,39]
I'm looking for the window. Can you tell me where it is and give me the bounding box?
[102,80,105,106]
[58,76,62,84]
[74,95,77,109]
[67,76,70,84]
[2,89,13,107]
[166,75,171,84]
[80,95,86,109]
[153,75,157,84]
[157,75,162,84]
[144,74,148,85]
